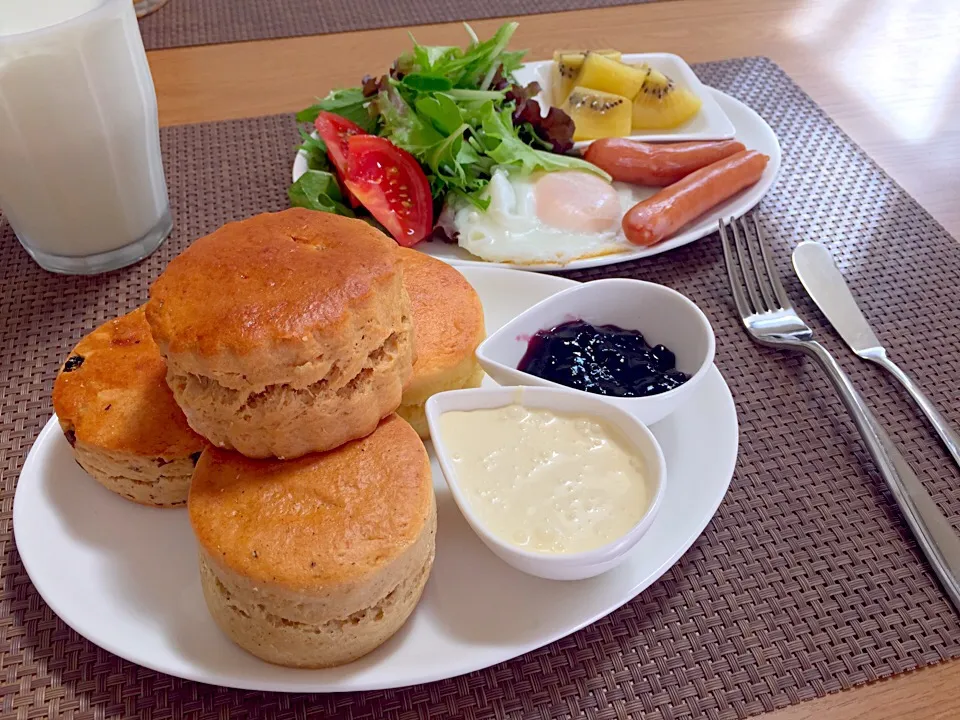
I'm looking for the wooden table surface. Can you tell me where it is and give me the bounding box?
[145,0,960,717]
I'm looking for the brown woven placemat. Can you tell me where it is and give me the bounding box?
[137,0,661,51]
[2,56,960,720]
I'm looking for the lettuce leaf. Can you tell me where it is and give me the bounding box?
[297,129,330,171]
[375,85,445,154]
[288,170,355,217]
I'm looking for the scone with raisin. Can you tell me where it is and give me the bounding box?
[52,307,207,507]
[146,208,415,459]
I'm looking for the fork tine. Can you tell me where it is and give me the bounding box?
[752,214,792,310]
[718,219,753,321]
[741,215,775,311]
[730,215,763,314]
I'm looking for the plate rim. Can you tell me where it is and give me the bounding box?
[12,268,739,692]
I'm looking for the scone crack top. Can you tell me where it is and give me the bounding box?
[146,208,406,384]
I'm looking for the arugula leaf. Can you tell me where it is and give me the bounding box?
[407,41,460,74]
[288,170,355,217]
[402,73,454,92]
[296,88,377,132]
[414,94,463,135]
[463,24,480,45]
[435,22,521,88]
[445,88,505,102]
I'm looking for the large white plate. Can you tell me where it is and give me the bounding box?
[292,88,780,273]
[13,268,738,693]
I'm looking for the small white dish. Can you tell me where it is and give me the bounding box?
[512,52,736,146]
[426,385,667,581]
[476,278,716,426]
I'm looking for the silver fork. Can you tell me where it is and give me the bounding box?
[719,214,960,613]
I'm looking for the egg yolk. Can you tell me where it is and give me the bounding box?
[534,172,621,234]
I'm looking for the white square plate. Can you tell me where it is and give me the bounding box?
[513,52,737,146]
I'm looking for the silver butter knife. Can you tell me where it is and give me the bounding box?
[793,241,960,471]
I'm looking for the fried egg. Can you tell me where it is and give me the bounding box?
[453,168,640,265]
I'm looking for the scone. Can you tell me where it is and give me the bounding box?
[396,248,485,438]
[189,414,436,668]
[51,307,207,507]
[146,208,414,459]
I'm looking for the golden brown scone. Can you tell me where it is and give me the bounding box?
[51,307,207,507]
[396,248,485,438]
[190,414,436,668]
[146,208,414,459]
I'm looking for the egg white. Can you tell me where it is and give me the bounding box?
[452,169,649,265]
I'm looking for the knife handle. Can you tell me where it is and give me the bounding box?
[864,352,960,471]
[803,341,960,613]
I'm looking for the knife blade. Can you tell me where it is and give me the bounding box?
[793,239,960,472]
[791,241,882,356]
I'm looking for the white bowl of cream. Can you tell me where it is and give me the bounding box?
[426,386,667,580]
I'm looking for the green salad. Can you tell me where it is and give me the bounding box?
[289,22,607,245]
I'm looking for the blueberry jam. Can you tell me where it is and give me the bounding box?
[517,320,690,398]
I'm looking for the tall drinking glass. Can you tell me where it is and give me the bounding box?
[0,0,172,274]
[134,0,171,18]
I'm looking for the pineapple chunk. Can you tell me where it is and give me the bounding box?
[574,53,648,100]
[551,49,622,106]
[562,87,632,141]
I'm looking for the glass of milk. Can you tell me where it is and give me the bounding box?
[0,0,172,274]
[134,0,171,18]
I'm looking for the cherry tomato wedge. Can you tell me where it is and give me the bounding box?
[344,135,433,247]
[313,111,367,208]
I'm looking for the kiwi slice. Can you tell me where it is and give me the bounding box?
[631,67,702,130]
[551,49,622,106]
[561,87,632,141]
[574,53,648,100]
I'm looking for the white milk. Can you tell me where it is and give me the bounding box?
[0,0,170,272]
